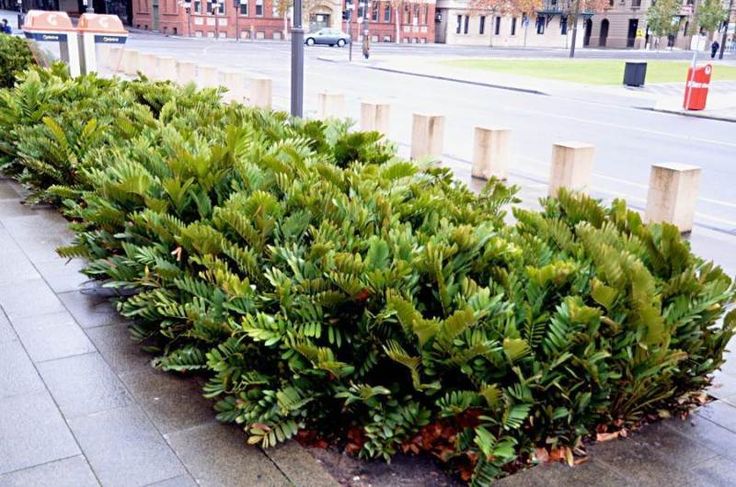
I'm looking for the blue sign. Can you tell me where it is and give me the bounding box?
[93,35,127,44]
[25,32,68,41]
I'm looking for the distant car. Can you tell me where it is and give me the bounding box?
[305,28,351,47]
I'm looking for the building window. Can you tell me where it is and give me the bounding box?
[424,5,428,25]
[479,16,485,35]
[384,5,391,22]
[536,16,545,34]
[511,17,517,35]
[464,15,469,34]
[456,14,462,34]
[404,4,410,23]
[239,1,247,15]
[560,15,567,35]
[194,0,201,12]
[216,1,225,14]
[255,0,263,16]
[494,16,501,35]
[632,0,641,6]
[372,2,378,21]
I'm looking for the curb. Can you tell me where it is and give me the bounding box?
[645,107,736,123]
[366,66,549,96]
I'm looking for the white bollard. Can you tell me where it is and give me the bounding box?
[472,127,511,180]
[121,49,139,76]
[360,101,391,135]
[249,76,272,109]
[221,70,248,103]
[548,142,595,196]
[197,65,221,88]
[645,163,701,233]
[139,53,158,80]
[411,113,445,162]
[317,92,345,119]
[156,56,177,82]
[176,61,197,85]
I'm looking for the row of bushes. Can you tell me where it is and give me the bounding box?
[1,60,735,485]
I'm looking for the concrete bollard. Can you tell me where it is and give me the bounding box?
[121,49,139,76]
[139,53,158,79]
[360,101,390,134]
[176,61,197,85]
[221,70,248,103]
[317,92,345,119]
[472,127,511,180]
[411,113,445,162]
[548,141,595,196]
[645,163,701,233]
[249,76,272,109]
[198,65,221,88]
[156,56,177,82]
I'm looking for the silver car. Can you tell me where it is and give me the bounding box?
[305,28,351,47]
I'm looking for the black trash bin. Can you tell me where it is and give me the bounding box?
[623,61,647,87]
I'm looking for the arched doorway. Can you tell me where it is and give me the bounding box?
[584,18,592,46]
[599,19,609,47]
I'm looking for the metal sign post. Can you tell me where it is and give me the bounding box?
[290,0,304,116]
[234,0,240,41]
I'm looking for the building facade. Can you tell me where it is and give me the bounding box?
[131,0,435,42]
[584,0,695,49]
[435,0,587,48]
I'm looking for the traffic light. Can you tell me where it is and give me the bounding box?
[342,10,352,21]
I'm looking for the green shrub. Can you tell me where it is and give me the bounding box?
[0,35,35,89]
[1,67,735,485]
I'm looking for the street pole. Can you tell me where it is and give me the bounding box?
[235,0,240,41]
[569,0,580,58]
[348,2,354,62]
[290,0,304,116]
[719,0,734,59]
[213,0,220,39]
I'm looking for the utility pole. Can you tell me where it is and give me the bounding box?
[290,0,304,116]
[720,0,734,59]
[569,0,581,58]
[213,0,220,39]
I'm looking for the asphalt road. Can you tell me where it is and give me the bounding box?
[127,34,736,239]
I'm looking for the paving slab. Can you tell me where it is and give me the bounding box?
[84,322,154,374]
[532,461,632,487]
[0,340,46,399]
[0,212,74,264]
[69,405,187,487]
[0,310,17,343]
[663,414,736,464]
[0,278,66,321]
[0,392,81,474]
[145,474,199,487]
[37,352,132,418]
[34,257,90,294]
[12,311,96,363]
[119,368,215,434]
[0,248,41,286]
[264,441,341,487]
[165,422,290,487]
[58,290,123,329]
[0,455,99,487]
[689,455,736,487]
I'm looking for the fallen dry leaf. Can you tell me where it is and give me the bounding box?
[596,431,620,442]
[534,447,549,463]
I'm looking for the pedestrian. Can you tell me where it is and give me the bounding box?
[711,40,720,59]
[0,19,11,34]
[362,35,370,60]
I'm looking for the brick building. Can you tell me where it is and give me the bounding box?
[131,0,435,42]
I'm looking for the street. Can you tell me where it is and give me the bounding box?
[128,35,736,235]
